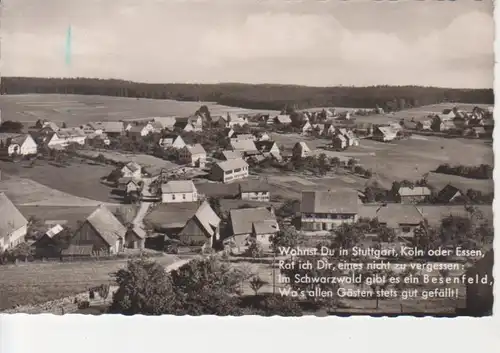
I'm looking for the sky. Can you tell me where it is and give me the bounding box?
[1,0,495,88]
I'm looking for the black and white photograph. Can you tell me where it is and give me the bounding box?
[0,0,494,316]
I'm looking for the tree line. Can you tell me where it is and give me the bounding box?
[1,77,494,111]
[434,164,493,180]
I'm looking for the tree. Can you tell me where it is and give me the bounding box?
[328,223,364,253]
[246,238,264,259]
[249,276,267,296]
[258,295,303,316]
[110,258,179,315]
[0,120,24,133]
[377,226,396,243]
[270,224,301,254]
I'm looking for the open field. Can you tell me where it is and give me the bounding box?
[0,94,280,127]
[0,255,181,311]
[0,159,117,203]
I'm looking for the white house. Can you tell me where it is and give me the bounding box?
[372,126,397,142]
[161,180,198,203]
[292,142,311,159]
[46,128,87,148]
[0,133,38,156]
[332,134,347,150]
[121,161,142,179]
[239,181,270,202]
[128,123,155,138]
[179,143,207,168]
[0,192,28,251]
[152,116,178,130]
[210,158,249,183]
[273,115,292,125]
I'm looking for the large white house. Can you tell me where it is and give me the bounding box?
[210,158,249,183]
[0,133,38,156]
[47,128,87,148]
[161,180,198,203]
[0,192,28,251]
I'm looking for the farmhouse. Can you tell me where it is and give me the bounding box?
[226,113,248,128]
[125,226,146,249]
[47,128,86,148]
[128,123,155,139]
[375,204,424,238]
[239,180,270,202]
[178,200,221,249]
[88,121,124,137]
[301,121,313,134]
[0,133,38,156]
[273,115,292,125]
[145,202,200,234]
[32,224,69,258]
[230,139,258,154]
[398,186,431,204]
[332,134,347,150]
[210,158,249,183]
[118,177,142,195]
[372,126,397,142]
[417,120,432,131]
[179,143,207,168]
[436,184,465,204]
[0,192,28,251]
[465,250,493,316]
[121,161,142,179]
[322,123,336,137]
[226,206,279,252]
[300,190,359,231]
[175,116,203,132]
[64,205,127,256]
[159,135,186,149]
[161,180,198,203]
[292,142,311,159]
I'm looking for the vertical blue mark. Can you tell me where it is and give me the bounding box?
[65,25,72,66]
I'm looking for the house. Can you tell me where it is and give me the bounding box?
[175,116,202,132]
[221,150,242,161]
[46,128,86,148]
[344,130,360,146]
[239,180,270,202]
[398,186,431,204]
[300,190,359,231]
[178,201,221,249]
[161,180,198,203]
[332,134,348,150]
[88,121,124,137]
[372,126,397,142]
[159,135,186,149]
[322,123,336,137]
[65,205,127,256]
[32,224,68,258]
[179,144,207,168]
[117,177,141,194]
[173,120,195,132]
[273,115,292,125]
[128,123,155,139]
[301,121,313,134]
[124,226,146,249]
[210,158,249,183]
[255,132,270,141]
[226,207,279,252]
[87,133,111,146]
[121,161,142,179]
[375,204,424,238]
[292,142,311,159]
[0,133,38,157]
[152,116,178,130]
[417,120,432,131]
[436,184,465,204]
[231,133,255,142]
[465,250,493,316]
[440,108,457,120]
[144,202,200,234]
[41,121,60,132]
[226,113,248,128]
[0,192,28,251]
[313,124,325,135]
[255,140,281,160]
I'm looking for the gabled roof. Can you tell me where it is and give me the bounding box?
[145,202,200,229]
[215,158,248,172]
[161,180,197,194]
[0,133,30,146]
[185,143,206,155]
[56,128,86,138]
[376,204,424,227]
[301,190,358,214]
[398,186,431,197]
[84,205,127,246]
[437,184,463,202]
[230,207,278,235]
[127,226,146,239]
[376,126,398,138]
[193,200,220,237]
[255,140,278,153]
[123,161,141,173]
[152,116,178,128]
[0,193,28,239]
[222,150,242,160]
[334,134,347,143]
[42,121,60,131]
[231,139,258,152]
[239,180,270,193]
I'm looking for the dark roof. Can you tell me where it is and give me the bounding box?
[238,180,270,193]
[230,207,278,235]
[145,202,199,229]
[255,140,277,153]
[301,190,359,214]
[436,184,463,203]
[195,182,239,198]
[84,205,127,246]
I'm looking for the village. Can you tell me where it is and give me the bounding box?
[0,97,494,315]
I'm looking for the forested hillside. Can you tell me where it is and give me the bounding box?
[1,77,493,111]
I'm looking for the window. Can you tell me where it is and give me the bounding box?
[224,170,232,175]
[182,194,186,200]
[234,168,242,173]
[401,226,411,233]
[172,194,176,200]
